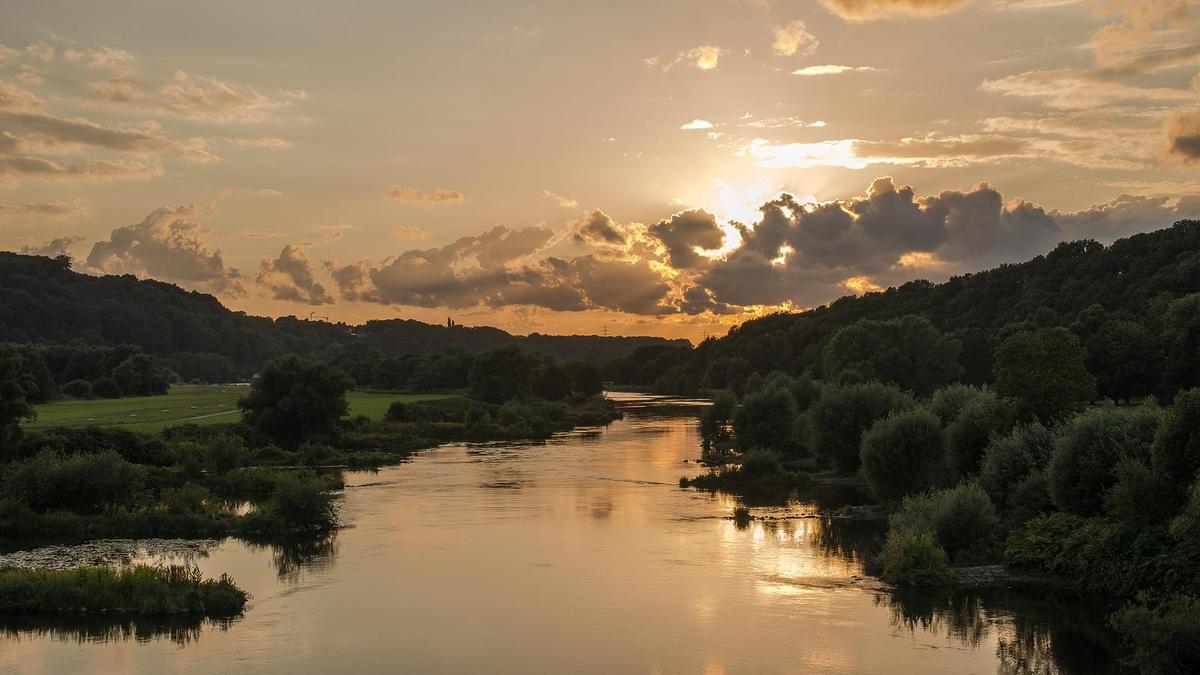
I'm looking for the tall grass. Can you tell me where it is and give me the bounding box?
[0,565,248,615]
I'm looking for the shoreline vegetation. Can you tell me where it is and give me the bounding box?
[679,315,1200,671]
[0,565,248,617]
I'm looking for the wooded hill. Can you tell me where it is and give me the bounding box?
[609,219,1200,401]
[0,252,686,378]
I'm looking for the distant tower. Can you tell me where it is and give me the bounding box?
[447,317,454,329]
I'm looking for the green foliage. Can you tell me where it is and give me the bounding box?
[889,483,1000,564]
[1164,293,1200,394]
[238,355,353,450]
[60,378,93,399]
[1047,405,1161,515]
[928,384,991,425]
[680,449,798,501]
[0,565,248,616]
[468,345,540,403]
[808,382,914,472]
[945,393,1018,477]
[879,531,952,587]
[239,471,339,535]
[821,315,962,397]
[1006,470,1054,528]
[112,353,170,396]
[978,422,1054,511]
[3,451,145,513]
[1152,389,1200,491]
[1105,458,1177,527]
[1083,316,1162,402]
[532,360,572,401]
[859,408,945,502]
[0,345,35,455]
[566,360,603,396]
[993,328,1096,421]
[1111,594,1200,675]
[91,376,122,399]
[733,388,798,454]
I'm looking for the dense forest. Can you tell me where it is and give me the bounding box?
[0,252,685,382]
[613,219,1200,402]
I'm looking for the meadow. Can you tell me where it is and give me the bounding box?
[28,384,451,432]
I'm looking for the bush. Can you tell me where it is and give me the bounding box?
[60,378,93,399]
[1152,389,1200,495]
[1111,594,1200,675]
[239,471,338,534]
[859,408,945,502]
[993,327,1096,421]
[4,451,145,513]
[733,388,798,454]
[238,356,353,450]
[945,394,1018,477]
[1005,469,1054,527]
[1048,405,1161,515]
[879,531,952,586]
[889,483,1000,564]
[808,382,914,472]
[929,384,991,425]
[91,376,122,398]
[978,422,1055,511]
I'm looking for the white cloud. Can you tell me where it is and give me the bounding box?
[772,20,820,57]
[681,119,715,130]
[792,64,878,76]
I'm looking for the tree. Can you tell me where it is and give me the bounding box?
[1047,405,1160,516]
[993,328,1096,421]
[0,346,35,455]
[859,408,946,502]
[945,394,1018,477]
[238,356,353,450]
[1164,293,1200,396]
[567,360,603,396]
[1085,318,1161,403]
[821,315,963,396]
[1151,389,1200,499]
[92,376,123,398]
[533,360,572,401]
[467,346,540,404]
[808,382,914,472]
[733,388,798,453]
[113,353,169,396]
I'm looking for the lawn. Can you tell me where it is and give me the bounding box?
[28,384,452,432]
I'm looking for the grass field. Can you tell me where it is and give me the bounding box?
[28,384,452,432]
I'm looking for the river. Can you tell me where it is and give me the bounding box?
[0,393,1120,674]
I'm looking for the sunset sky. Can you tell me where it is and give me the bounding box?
[2,0,1198,340]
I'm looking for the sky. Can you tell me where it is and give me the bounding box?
[1,0,1198,341]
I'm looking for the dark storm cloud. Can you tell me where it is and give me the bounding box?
[1167,109,1200,163]
[573,209,626,246]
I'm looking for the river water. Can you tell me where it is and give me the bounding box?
[0,394,1120,674]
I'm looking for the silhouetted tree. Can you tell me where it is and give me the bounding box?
[994,328,1096,421]
[238,356,352,450]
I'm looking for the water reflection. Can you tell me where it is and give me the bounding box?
[0,614,240,646]
[880,587,1123,675]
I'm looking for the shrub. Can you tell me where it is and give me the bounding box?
[859,408,945,502]
[993,327,1096,421]
[60,378,93,399]
[1005,469,1054,527]
[91,376,122,398]
[1152,389,1200,495]
[238,356,352,450]
[979,422,1055,511]
[808,382,914,472]
[1048,405,1161,515]
[0,565,248,616]
[1111,594,1200,675]
[1105,459,1176,527]
[929,384,991,426]
[945,395,1018,477]
[733,388,798,454]
[879,531,952,586]
[240,471,338,534]
[889,483,1000,564]
[3,451,146,513]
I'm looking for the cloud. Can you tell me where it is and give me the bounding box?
[391,224,432,241]
[0,79,46,113]
[540,190,578,208]
[1166,109,1200,162]
[63,46,135,72]
[156,71,307,123]
[0,44,18,66]
[18,235,85,257]
[980,69,1197,109]
[746,134,1032,170]
[573,209,627,246]
[0,199,88,220]
[1054,193,1200,241]
[649,46,722,71]
[680,119,714,130]
[222,136,293,150]
[26,42,54,62]
[648,209,726,268]
[792,65,878,76]
[86,75,143,103]
[84,205,244,295]
[0,111,215,162]
[772,20,820,57]
[820,0,970,20]
[385,185,465,205]
[740,115,827,129]
[256,244,334,305]
[16,65,43,86]
[0,155,163,187]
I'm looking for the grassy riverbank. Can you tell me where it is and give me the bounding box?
[0,565,248,616]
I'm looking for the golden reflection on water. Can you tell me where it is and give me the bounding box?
[0,394,1115,674]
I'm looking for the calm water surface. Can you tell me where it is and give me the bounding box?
[0,394,1118,674]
